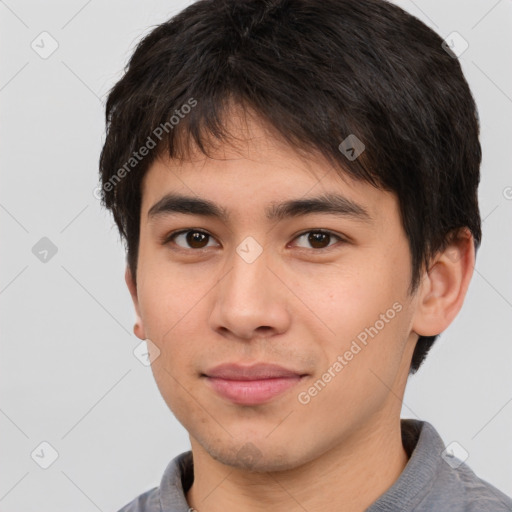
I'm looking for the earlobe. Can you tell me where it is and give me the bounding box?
[125,266,147,340]
[411,228,475,337]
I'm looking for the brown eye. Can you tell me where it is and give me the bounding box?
[293,230,342,250]
[166,230,218,250]
[186,231,209,248]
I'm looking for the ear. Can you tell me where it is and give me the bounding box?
[125,265,147,340]
[412,228,475,337]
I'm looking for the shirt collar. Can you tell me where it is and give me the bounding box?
[157,419,437,512]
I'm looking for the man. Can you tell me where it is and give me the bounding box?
[99,0,512,510]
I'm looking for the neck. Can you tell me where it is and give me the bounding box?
[186,413,409,512]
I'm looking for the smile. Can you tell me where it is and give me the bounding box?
[204,375,305,405]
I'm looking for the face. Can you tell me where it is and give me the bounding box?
[128,111,421,472]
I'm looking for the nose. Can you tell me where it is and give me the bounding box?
[208,246,292,341]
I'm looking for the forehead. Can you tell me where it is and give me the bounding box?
[140,112,399,228]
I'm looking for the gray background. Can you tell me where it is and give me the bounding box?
[1,0,511,510]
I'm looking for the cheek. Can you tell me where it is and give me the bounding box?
[297,262,390,336]
[136,264,208,348]
[299,253,411,365]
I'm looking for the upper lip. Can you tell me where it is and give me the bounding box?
[203,363,306,380]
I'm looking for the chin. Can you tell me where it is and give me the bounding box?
[199,436,310,473]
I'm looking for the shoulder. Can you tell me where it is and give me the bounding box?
[390,420,512,512]
[448,462,512,512]
[416,457,512,512]
[116,487,160,512]
[115,450,194,512]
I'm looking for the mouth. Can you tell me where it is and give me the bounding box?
[201,362,308,405]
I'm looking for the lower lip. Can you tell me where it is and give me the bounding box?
[205,376,304,405]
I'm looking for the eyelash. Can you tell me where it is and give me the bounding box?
[161,228,346,253]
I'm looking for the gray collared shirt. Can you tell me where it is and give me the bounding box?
[117,419,512,511]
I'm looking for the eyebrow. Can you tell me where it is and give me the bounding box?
[147,192,372,224]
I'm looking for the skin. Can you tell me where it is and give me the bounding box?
[125,108,475,512]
